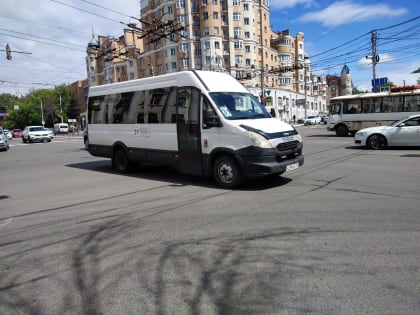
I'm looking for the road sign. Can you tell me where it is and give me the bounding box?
[371,77,388,87]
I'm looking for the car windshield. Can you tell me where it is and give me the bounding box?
[29,127,44,132]
[209,92,270,120]
[307,116,316,119]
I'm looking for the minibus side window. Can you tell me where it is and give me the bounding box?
[202,97,220,129]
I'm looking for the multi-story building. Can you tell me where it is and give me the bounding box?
[86,0,327,121]
[326,64,353,100]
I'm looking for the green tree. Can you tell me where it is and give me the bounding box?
[0,93,18,113]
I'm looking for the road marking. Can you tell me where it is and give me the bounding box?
[0,218,13,228]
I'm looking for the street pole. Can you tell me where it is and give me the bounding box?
[40,100,45,127]
[59,95,63,123]
[260,67,264,103]
[304,66,307,118]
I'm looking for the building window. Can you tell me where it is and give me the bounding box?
[233,12,240,20]
[234,40,243,49]
[171,62,177,69]
[212,0,218,4]
[204,41,211,49]
[213,11,218,19]
[202,0,208,4]
[235,55,243,64]
[244,17,249,25]
[243,3,248,10]
[195,44,201,55]
[203,12,208,19]
[204,27,209,35]
[245,58,251,66]
[244,31,250,38]
[245,45,250,53]
[215,41,220,49]
[181,43,189,52]
[214,26,219,35]
[182,58,189,66]
[234,27,241,36]
[176,0,185,8]
[232,0,240,5]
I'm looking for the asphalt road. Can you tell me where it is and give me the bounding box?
[0,128,419,315]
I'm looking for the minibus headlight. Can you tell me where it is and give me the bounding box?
[245,131,272,148]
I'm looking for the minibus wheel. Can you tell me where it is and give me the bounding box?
[335,124,348,137]
[112,148,131,173]
[213,155,243,188]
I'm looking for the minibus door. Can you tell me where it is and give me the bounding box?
[177,87,203,175]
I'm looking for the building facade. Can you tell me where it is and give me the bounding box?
[86,0,328,121]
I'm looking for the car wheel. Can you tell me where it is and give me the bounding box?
[84,137,89,149]
[335,124,348,137]
[112,148,132,173]
[213,155,243,188]
[367,134,387,150]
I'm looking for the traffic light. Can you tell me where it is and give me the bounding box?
[5,43,12,60]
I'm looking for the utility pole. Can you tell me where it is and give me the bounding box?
[59,95,63,123]
[368,30,378,80]
[40,100,45,127]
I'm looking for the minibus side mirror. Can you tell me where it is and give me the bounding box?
[203,115,222,129]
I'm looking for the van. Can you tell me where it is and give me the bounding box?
[86,70,304,188]
[54,123,69,134]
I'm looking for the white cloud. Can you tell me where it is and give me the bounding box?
[295,1,407,27]
[270,0,314,9]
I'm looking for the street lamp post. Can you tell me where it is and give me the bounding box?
[59,95,63,123]
[303,56,310,118]
[40,100,45,127]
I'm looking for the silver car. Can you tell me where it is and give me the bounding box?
[22,126,52,143]
[0,127,10,151]
[354,114,420,150]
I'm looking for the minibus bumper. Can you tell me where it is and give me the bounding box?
[238,154,304,177]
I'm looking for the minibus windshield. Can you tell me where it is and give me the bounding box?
[210,92,271,120]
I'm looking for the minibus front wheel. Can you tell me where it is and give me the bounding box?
[213,155,243,188]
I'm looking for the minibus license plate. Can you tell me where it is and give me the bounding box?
[286,162,299,172]
[282,136,294,142]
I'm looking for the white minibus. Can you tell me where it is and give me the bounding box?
[54,123,69,134]
[86,70,304,188]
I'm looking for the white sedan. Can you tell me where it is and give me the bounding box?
[354,114,420,150]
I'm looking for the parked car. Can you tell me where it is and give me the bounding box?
[4,129,13,140]
[0,127,9,151]
[354,114,420,150]
[22,126,52,143]
[12,129,22,138]
[304,115,321,125]
[320,114,329,125]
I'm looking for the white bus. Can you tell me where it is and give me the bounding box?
[327,86,420,136]
[86,70,304,188]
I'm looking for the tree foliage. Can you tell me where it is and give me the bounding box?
[0,85,73,129]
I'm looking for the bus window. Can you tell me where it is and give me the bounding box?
[343,100,361,114]
[362,98,381,113]
[383,96,403,112]
[404,95,420,112]
[329,102,341,115]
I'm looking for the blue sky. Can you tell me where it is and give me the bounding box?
[269,0,419,90]
[0,0,419,96]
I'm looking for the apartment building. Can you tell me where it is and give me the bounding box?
[86,0,327,120]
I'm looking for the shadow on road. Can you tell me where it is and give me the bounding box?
[65,160,293,191]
